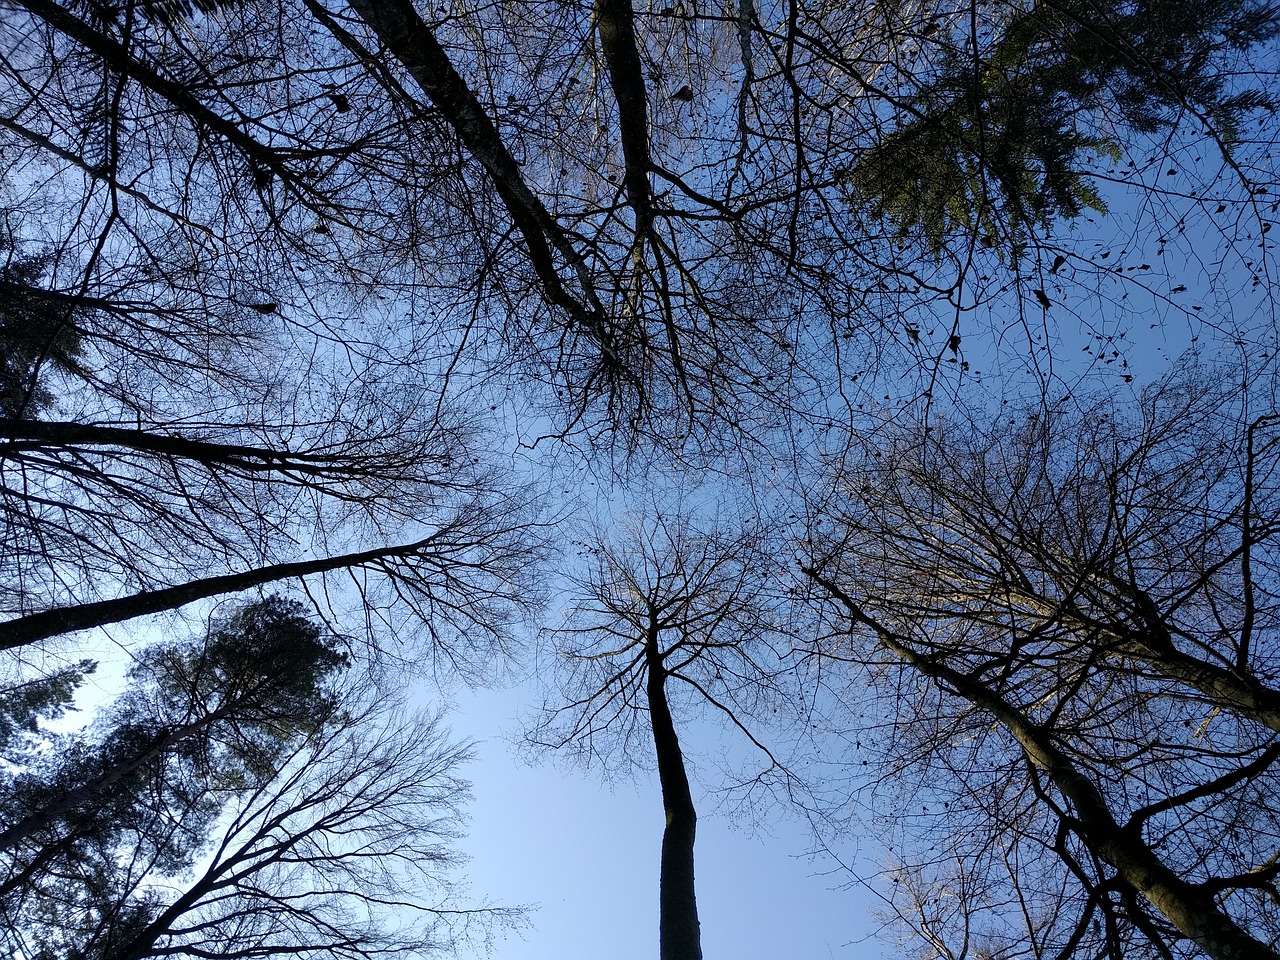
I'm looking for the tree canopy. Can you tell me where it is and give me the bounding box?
[2,0,1279,957]
[804,364,1280,958]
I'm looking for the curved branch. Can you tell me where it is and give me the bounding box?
[804,564,1280,960]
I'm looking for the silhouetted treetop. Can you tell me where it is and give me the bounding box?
[847,0,1280,249]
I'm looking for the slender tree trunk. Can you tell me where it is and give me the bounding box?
[0,536,441,650]
[645,629,702,960]
[806,568,1280,960]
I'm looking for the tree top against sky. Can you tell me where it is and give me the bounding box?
[4,1,1280,958]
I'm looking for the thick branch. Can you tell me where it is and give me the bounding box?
[344,0,609,339]
[0,537,443,650]
[805,566,1280,960]
[1116,629,1280,734]
[14,0,304,192]
[1059,585,1280,733]
[2,420,430,484]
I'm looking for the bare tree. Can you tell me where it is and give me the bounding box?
[3,690,516,960]
[0,209,548,672]
[532,514,803,960]
[3,1,1279,956]
[803,362,1280,959]
[6,0,1273,452]
[0,0,556,667]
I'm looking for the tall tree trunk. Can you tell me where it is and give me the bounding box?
[645,630,702,960]
[0,536,442,650]
[592,0,652,236]
[807,568,1280,960]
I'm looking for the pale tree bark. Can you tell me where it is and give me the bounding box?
[807,566,1280,960]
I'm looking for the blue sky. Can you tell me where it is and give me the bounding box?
[427,124,1280,960]
[6,8,1275,956]
[448,685,885,960]
[40,630,884,960]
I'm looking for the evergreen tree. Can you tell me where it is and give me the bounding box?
[0,659,95,758]
[0,236,83,420]
[847,0,1279,250]
[0,597,348,952]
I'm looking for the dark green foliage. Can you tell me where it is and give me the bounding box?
[0,597,348,957]
[847,0,1280,249]
[33,896,166,960]
[136,595,351,775]
[848,70,1115,250]
[0,660,95,756]
[0,243,84,419]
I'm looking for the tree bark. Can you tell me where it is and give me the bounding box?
[593,0,652,236]
[807,567,1280,960]
[0,536,442,650]
[645,628,702,960]
[1030,596,1280,734]
[1116,631,1280,734]
[4,420,401,480]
